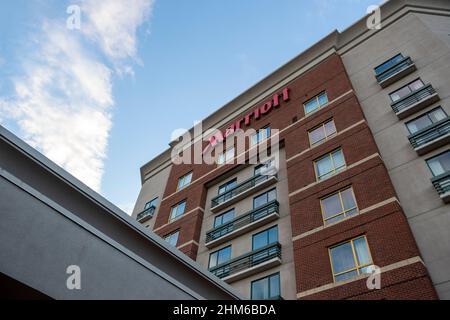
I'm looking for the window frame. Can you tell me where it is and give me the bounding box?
[209,245,232,269]
[313,148,346,181]
[250,272,281,300]
[144,197,159,210]
[163,230,180,247]
[328,235,373,283]
[217,147,235,165]
[426,150,450,177]
[252,188,277,209]
[405,106,448,135]
[320,187,358,225]
[251,126,271,146]
[252,225,278,251]
[303,92,329,115]
[214,209,235,228]
[308,119,337,147]
[177,171,193,191]
[389,78,424,102]
[218,178,238,195]
[374,53,404,75]
[168,200,187,223]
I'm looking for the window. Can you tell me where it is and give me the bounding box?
[177,171,193,191]
[209,246,231,269]
[254,159,275,176]
[304,92,328,115]
[329,236,373,282]
[252,225,278,250]
[253,188,277,209]
[308,120,337,146]
[218,178,237,195]
[374,54,404,75]
[251,273,280,300]
[217,147,235,165]
[427,150,450,177]
[251,126,271,146]
[314,149,346,181]
[169,200,186,222]
[406,107,447,134]
[321,187,358,225]
[144,197,158,210]
[214,209,235,228]
[164,230,179,247]
[390,79,424,102]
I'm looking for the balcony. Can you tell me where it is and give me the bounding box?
[136,206,156,223]
[205,200,280,249]
[210,173,278,213]
[408,118,450,155]
[376,56,416,88]
[391,84,440,119]
[432,172,450,203]
[209,242,282,283]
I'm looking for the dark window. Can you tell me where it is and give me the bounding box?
[209,246,231,269]
[253,188,277,209]
[427,150,450,177]
[218,178,237,195]
[390,79,424,102]
[214,209,235,228]
[251,273,280,300]
[406,107,447,134]
[144,197,158,209]
[374,54,404,75]
[164,230,179,247]
[252,225,278,250]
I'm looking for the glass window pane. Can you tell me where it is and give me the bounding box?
[335,270,358,282]
[185,172,192,185]
[407,115,432,134]
[269,274,280,298]
[268,227,278,245]
[309,126,326,145]
[332,150,345,170]
[209,252,218,268]
[253,193,267,208]
[354,237,371,266]
[316,156,333,179]
[322,193,343,219]
[318,93,328,106]
[178,201,186,215]
[253,232,267,250]
[341,188,356,211]
[268,189,277,202]
[390,86,412,102]
[375,54,403,75]
[429,108,447,123]
[217,247,231,265]
[330,242,356,274]
[428,151,450,176]
[409,79,424,91]
[252,278,269,300]
[324,120,337,136]
[305,99,318,114]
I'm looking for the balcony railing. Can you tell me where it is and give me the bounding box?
[432,171,450,196]
[209,242,282,280]
[408,117,450,150]
[206,200,279,244]
[137,206,156,223]
[391,84,437,114]
[376,56,414,83]
[211,173,276,209]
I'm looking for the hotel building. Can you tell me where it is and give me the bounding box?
[133,0,450,300]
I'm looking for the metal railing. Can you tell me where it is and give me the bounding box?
[432,171,450,195]
[376,56,414,83]
[209,242,282,279]
[408,117,450,149]
[211,173,276,208]
[137,206,156,222]
[206,200,279,243]
[391,84,437,114]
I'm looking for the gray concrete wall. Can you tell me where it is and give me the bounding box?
[341,11,450,299]
[197,149,297,300]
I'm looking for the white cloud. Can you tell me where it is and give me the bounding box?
[0,0,153,192]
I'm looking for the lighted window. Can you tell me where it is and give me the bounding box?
[308,119,337,146]
[209,246,231,269]
[164,230,179,247]
[304,92,329,115]
[314,149,346,181]
[218,178,237,195]
[251,273,280,300]
[214,209,235,228]
[374,54,404,75]
[177,171,193,191]
[169,200,186,222]
[329,236,373,282]
[251,126,271,146]
[406,107,447,134]
[321,187,358,225]
[427,150,450,177]
[390,79,424,102]
[217,147,235,165]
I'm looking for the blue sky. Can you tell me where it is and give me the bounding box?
[0,0,383,214]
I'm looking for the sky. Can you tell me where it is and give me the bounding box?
[0,0,385,214]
